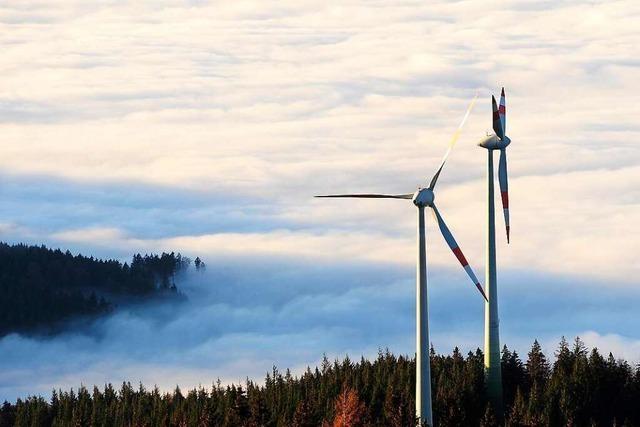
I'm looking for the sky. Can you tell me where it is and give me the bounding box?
[1,0,640,402]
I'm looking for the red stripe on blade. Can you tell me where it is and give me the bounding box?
[501,191,509,208]
[499,105,505,113]
[452,247,468,266]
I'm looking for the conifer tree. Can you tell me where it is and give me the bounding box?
[526,339,550,388]
[506,387,526,427]
[480,404,498,427]
[292,398,315,427]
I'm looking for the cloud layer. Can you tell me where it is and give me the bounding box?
[2,261,638,402]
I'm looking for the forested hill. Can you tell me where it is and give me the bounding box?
[0,242,203,337]
[1,338,639,426]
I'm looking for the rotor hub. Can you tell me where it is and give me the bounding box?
[412,188,435,207]
[478,134,510,150]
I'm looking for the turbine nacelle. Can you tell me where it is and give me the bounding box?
[412,188,435,207]
[478,134,511,150]
[483,87,511,243]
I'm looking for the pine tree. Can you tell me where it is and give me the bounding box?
[526,339,550,388]
[480,404,498,427]
[506,387,526,427]
[554,336,572,375]
[502,346,526,410]
[292,398,315,427]
[526,381,544,425]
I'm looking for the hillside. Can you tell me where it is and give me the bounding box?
[0,242,198,336]
[2,338,639,426]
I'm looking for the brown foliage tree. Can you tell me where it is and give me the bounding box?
[333,387,365,427]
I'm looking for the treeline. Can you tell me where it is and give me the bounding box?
[2,338,639,426]
[0,242,197,336]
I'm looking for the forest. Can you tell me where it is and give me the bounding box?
[0,242,201,337]
[1,337,638,426]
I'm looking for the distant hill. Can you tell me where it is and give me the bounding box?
[0,242,201,336]
[1,338,638,426]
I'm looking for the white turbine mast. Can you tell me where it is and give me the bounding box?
[316,95,486,427]
[477,87,511,418]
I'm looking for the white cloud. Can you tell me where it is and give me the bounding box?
[52,226,130,243]
[579,331,640,362]
[1,0,638,284]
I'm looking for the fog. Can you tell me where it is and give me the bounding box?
[2,253,639,403]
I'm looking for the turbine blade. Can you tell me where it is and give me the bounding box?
[431,205,488,301]
[499,87,506,133]
[428,93,478,190]
[315,193,413,199]
[492,95,504,139]
[498,148,510,243]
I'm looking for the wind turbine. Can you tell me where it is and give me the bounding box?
[316,97,486,427]
[477,87,511,417]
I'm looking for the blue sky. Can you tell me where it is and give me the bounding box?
[1,0,639,401]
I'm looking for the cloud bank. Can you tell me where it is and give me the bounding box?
[2,260,638,402]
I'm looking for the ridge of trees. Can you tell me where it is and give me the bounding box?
[2,337,639,426]
[0,242,199,336]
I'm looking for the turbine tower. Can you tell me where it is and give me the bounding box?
[316,97,486,427]
[477,88,511,417]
